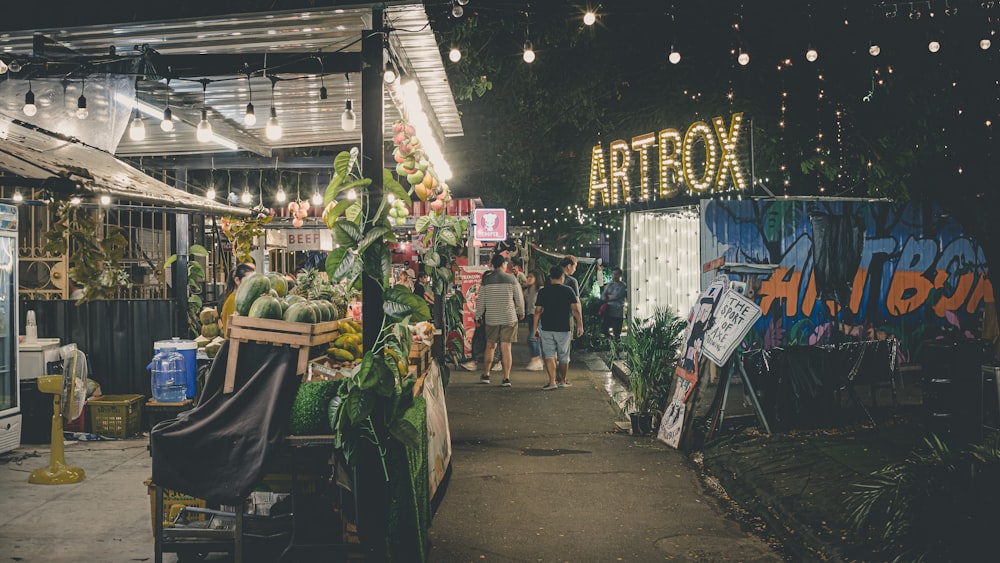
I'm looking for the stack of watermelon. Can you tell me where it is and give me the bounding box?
[234,272,340,323]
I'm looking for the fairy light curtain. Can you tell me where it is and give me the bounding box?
[628,207,701,322]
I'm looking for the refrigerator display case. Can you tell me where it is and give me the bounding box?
[0,203,19,454]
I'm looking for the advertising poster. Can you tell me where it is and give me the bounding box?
[674,275,729,391]
[473,208,507,242]
[459,266,488,356]
[423,362,452,498]
[701,290,762,366]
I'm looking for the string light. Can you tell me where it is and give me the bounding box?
[160,83,175,132]
[205,187,216,200]
[669,46,681,64]
[449,47,462,62]
[241,187,253,204]
[737,49,750,66]
[244,73,257,126]
[523,40,536,63]
[76,78,88,119]
[341,73,356,132]
[928,40,941,53]
[128,79,145,141]
[384,61,398,84]
[12,191,23,202]
[100,195,112,206]
[196,81,212,143]
[23,80,36,116]
[312,189,323,206]
[583,10,597,26]
[276,185,286,203]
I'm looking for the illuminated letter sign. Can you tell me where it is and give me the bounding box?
[587,112,748,208]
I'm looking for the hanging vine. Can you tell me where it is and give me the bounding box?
[43,199,129,302]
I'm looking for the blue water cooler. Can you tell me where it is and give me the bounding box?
[153,338,198,400]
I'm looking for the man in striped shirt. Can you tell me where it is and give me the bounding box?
[474,254,525,387]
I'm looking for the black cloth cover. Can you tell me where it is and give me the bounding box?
[810,214,864,304]
[151,340,301,505]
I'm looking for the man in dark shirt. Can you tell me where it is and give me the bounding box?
[533,266,583,390]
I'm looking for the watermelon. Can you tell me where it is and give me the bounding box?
[284,302,317,323]
[235,273,272,316]
[309,301,328,322]
[266,272,288,298]
[286,294,306,305]
[248,295,283,319]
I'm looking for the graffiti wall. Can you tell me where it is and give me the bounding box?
[700,198,993,362]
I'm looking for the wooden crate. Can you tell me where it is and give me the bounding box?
[223,316,343,393]
[408,342,432,378]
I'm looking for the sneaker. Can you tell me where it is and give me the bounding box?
[526,359,544,371]
[461,361,477,372]
[479,375,491,384]
[558,382,572,388]
[541,383,559,391]
[501,379,511,387]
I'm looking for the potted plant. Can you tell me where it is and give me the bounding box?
[612,306,687,435]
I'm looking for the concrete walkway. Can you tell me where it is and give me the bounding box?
[0,341,782,562]
[427,344,780,562]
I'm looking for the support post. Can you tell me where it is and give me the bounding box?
[170,169,190,337]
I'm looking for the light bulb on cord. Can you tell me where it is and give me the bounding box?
[70,196,82,206]
[266,107,283,140]
[76,94,88,119]
[669,48,681,64]
[869,43,881,56]
[23,85,36,117]
[129,112,146,141]
[244,102,256,126]
[205,187,216,200]
[449,47,461,62]
[452,4,464,18]
[100,195,112,206]
[12,191,23,202]
[312,191,323,206]
[160,107,174,132]
[928,40,941,53]
[980,38,992,50]
[276,187,286,203]
[737,50,750,65]
[384,62,397,84]
[241,189,252,204]
[523,40,536,63]
[583,11,596,26]
[0,60,8,74]
[341,99,356,131]
[196,109,213,142]
[805,47,819,62]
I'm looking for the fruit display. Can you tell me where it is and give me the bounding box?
[199,307,222,338]
[326,319,363,367]
[387,197,410,226]
[234,273,273,315]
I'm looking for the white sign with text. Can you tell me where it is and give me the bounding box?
[701,289,762,366]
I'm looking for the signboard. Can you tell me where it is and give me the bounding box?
[701,289,762,367]
[473,208,507,242]
[423,362,452,498]
[268,229,333,252]
[458,266,488,355]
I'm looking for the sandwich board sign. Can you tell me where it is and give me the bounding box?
[701,289,762,367]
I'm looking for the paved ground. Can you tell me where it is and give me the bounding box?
[0,341,782,562]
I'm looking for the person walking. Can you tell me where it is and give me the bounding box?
[474,254,525,387]
[533,266,583,390]
[560,255,580,298]
[599,266,627,340]
[523,269,544,370]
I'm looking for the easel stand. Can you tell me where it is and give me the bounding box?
[704,355,771,442]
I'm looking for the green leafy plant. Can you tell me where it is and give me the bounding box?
[164,244,209,338]
[43,199,129,302]
[320,148,431,470]
[220,207,272,263]
[845,434,1000,562]
[611,306,687,417]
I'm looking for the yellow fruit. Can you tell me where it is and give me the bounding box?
[328,348,355,362]
[339,322,356,334]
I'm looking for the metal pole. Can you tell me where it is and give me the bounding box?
[171,169,190,337]
[361,10,385,356]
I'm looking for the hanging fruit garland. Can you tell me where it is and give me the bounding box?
[287,200,310,227]
[391,119,452,216]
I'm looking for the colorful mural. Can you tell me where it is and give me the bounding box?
[700,198,993,362]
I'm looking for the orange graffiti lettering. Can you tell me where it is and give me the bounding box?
[759,267,801,317]
[965,273,995,313]
[933,271,976,317]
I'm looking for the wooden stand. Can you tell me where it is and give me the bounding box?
[224,316,343,394]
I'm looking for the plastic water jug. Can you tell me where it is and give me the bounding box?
[154,338,198,399]
[150,347,187,403]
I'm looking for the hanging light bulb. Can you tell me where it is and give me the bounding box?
[241,188,252,204]
[129,112,146,141]
[869,42,881,56]
[449,47,462,62]
[196,109,213,142]
[384,61,398,84]
[70,196,82,206]
[452,3,464,18]
[346,189,357,201]
[312,190,323,206]
[244,102,256,126]
[928,40,941,53]
[276,186,286,203]
[523,40,536,63]
[341,99,356,131]
[805,47,819,62]
[583,11,597,26]
[76,93,88,119]
[980,37,992,50]
[668,47,681,64]
[457,0,468,4]
[12,191,23,202]
[0,59,8,74]
[160,107,174,132]
[23,82,36,117]
[341,73,355,131]
[100,194,112,206]
[266,77,282,140]
[205,187,216,200]
[266,107,282,140]
[737,50,750,66]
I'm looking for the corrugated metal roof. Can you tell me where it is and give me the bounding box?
[0,2,463,158]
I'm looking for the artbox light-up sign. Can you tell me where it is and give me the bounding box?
[587,112,749,208]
